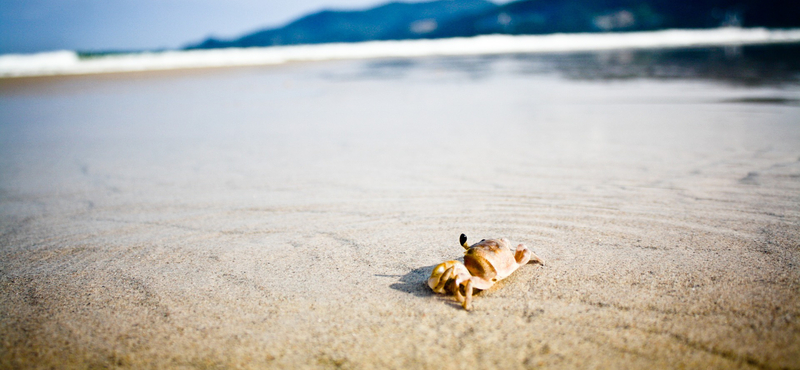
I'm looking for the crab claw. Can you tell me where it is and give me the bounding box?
[429,265,453,293]
[427,260,469,293]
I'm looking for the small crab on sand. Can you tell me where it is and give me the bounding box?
[428,234,544,310]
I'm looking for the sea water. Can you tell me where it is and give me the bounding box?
[1,43,798,212]
[1,27,800,78]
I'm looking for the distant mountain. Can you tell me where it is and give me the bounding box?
[188,0,495,49]
[428,0,800,38]
[187,0,800,49]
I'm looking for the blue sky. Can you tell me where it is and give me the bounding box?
[0,0,510,54]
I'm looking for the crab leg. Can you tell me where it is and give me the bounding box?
[454,283,465,305]
[528,249,545,266]
[514,243,532,265]
[463,280,474,310]
[454,280,474,311]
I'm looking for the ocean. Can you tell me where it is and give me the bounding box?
[1,27,800,78]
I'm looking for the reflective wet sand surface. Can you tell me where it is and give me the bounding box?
[1,48,799,369]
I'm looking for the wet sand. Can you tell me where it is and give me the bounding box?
[1,53,799,369]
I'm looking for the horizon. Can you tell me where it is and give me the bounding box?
[0,0,513,55]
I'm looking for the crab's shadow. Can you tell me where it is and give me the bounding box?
[378,263,440,298]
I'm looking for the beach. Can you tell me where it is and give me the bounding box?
[1,48,799,369]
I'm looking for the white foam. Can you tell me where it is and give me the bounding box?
[2,27,800,78]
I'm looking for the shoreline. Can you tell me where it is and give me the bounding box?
[2,27,800,78]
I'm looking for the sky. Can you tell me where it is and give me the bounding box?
[0,0,510,55]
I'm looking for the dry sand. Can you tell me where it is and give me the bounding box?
[1,55,799,369]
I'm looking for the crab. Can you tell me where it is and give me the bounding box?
[428,234,544,310]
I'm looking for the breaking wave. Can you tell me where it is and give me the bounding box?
[2,27,800,78]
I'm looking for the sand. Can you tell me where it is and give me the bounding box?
[1,54,799,369]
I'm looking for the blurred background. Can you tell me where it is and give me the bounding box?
[1,0,797,55]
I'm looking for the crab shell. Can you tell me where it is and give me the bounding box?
[463,238,532,290]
